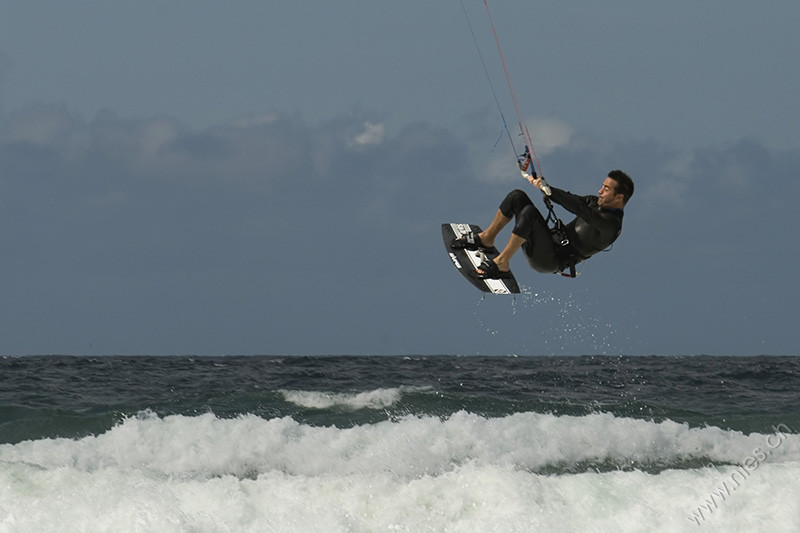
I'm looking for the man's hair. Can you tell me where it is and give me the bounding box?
[608,170,634,204]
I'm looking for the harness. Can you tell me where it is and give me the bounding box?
[519,148,578,278]
[543,196,579,278]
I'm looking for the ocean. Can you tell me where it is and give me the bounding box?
[1,355,798,532]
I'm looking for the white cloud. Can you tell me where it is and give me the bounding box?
[648,153,695,205]
[471,117,572,184]
[528,116,573,155]
[350,121,385,147]
[477,150,522,184]
[140,118,179,159]
[469,116,574,184]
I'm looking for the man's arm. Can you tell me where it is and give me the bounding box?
[530,178,613,225]
[549,186,620,229]
[548,186,583,211]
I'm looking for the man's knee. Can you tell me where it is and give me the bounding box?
[513,204,538,237]
[508,189,530,204]
[500,189,532,217]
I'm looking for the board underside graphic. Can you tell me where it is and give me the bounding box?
[442,223,520,294]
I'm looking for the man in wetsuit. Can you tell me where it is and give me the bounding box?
[452,170,633,279]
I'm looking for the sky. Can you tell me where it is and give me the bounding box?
[1,1,799,356]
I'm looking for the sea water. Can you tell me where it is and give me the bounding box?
[1,355,798,532]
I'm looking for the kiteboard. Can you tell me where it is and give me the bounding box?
[442,223,520,294]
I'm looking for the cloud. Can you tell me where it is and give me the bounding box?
[0,105,473,268]
[469,115,575,184]
[0,106,306,197]
[3,104,790,243]
[350,121,385,147]
[2,103,799,355]
[528,116,573,155]
[651,153,695,206]
[139,118,180,159]
[2,104,77,151]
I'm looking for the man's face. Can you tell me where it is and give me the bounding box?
[597,177,623,209]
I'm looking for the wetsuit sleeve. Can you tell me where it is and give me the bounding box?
[548,187,602,223]
[548,186,623,259]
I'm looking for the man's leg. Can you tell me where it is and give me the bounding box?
[476,189,549,275]
[485,232,526,274]
[476,189,533,274]
[476,209,511,249]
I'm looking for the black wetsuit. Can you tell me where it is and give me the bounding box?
[499,188,623,274]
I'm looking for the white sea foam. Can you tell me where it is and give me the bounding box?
[1,411,798,532]
[280,386,418,410]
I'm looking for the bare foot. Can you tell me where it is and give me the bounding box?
[477,232,495,249]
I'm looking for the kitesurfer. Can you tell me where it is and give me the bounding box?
[453,170,634,279]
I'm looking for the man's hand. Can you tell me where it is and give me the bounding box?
[533,176,552,196]
[520,171,551,195]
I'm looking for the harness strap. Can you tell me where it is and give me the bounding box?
[543,196,578,278]
[522,158,578,279]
